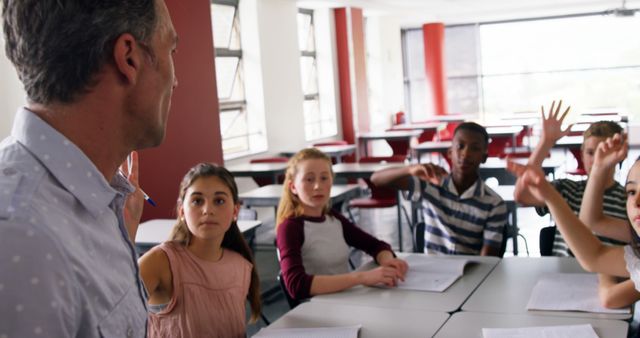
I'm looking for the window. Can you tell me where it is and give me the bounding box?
[211,0,257,157]
[297,9,336,140]
[402,15,640,121]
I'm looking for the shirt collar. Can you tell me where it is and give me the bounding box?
[11,108,134,217]
[443,176,484,199]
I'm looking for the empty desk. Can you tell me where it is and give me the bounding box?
[239,184,361,209]
[436,311,628,338]
[227,163,287,185]
[256,302,449,338]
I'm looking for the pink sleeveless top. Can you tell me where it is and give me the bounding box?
[147,241,252,338]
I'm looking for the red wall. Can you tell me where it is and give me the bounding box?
[335,8,369,159]
[139,0,223,221]
[423,23,448,116]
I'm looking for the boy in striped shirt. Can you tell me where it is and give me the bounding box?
[513,101,627,256]
[372,122,508,256]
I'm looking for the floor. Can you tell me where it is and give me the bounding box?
[245,147,640,336]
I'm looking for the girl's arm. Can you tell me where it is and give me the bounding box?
[579,134,630,242]
[309,267,403,296]
[508,161,629,277]
[138,248,173,302]
[516,101,572,207]
[598,275,640,309]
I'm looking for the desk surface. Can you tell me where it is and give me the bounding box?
[136,219,262,244]
[332,162,403,179]
[281,144,357,158]
[462,257,632,320]
[312,254,500,312]
[258,302,449,338]
[555,135,583,148]
[358,130,422,140]
[239,184,361,208]
[435,311,628,338]
[412,140,452,153]
[226,163,287,176]
[486,126,524,136]
[390,121,443,131]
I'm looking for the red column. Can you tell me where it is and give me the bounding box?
[334,8,369,160]
[422,23,447,116]
[139,0,223,220]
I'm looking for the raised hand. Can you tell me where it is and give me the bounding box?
[120,151,144,241]
[540,100,573,144]
[409,163,448,185]
[507,161,552,202]
[594,133,628,170]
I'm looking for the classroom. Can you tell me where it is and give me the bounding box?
[2,0,640,337]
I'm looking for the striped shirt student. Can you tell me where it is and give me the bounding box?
[411,176,509,255]
[536,178,627,256]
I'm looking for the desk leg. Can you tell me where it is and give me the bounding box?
[511,204,518,256]
[396,191,403,252]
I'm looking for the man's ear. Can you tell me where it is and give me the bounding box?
[113,33,142,85]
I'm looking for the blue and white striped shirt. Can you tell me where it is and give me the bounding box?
[412,176,508,255]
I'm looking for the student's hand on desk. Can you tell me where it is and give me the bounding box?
[594,133,628,170]
[361,266,403,287]
[121,151,144,237]
[380,257,408,281]
[410,163,448,185]
[507,161,552,202]
[540,100,572,144]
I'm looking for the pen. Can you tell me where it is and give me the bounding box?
[141,189,157,207]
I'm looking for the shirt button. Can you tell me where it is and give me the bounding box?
[126,327,133,338]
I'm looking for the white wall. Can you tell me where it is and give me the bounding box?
[0,28,27,139]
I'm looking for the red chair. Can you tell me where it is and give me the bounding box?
[347,156,411,251]
[249,157,289,187]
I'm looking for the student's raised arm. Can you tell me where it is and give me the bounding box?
[515,100,572,206]
[508,161,628,277]
[580,133,631,242]
[371,163,447,191]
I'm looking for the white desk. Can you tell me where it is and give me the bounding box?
[258,302,449,338]
[136,219,262,247]
[239,184,361,209]
[435,311,628,338]
[462,257,632,320]
[312,254,500,313]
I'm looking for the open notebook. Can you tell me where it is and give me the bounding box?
[253,324,361,338]
[391,254,472,292]
[527,273,631,314]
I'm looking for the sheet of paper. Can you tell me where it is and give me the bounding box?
[527,273,630,314]
[394,254,471,292]
[253,324,361,338]
[482,323,599,338]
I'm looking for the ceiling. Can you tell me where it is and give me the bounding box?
[296,0,640,27]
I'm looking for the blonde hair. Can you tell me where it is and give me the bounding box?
[583,121,623,141]
[168,163,262,322]
[275,148,334,228]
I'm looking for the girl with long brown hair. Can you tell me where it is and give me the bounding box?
[139,163,261,338]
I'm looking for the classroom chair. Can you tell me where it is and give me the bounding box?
[347,156,411,251]
[249,156,289,186]
[412,221,425,253]
[539,226,556,256]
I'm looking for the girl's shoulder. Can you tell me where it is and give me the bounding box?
[222,249,253,269]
